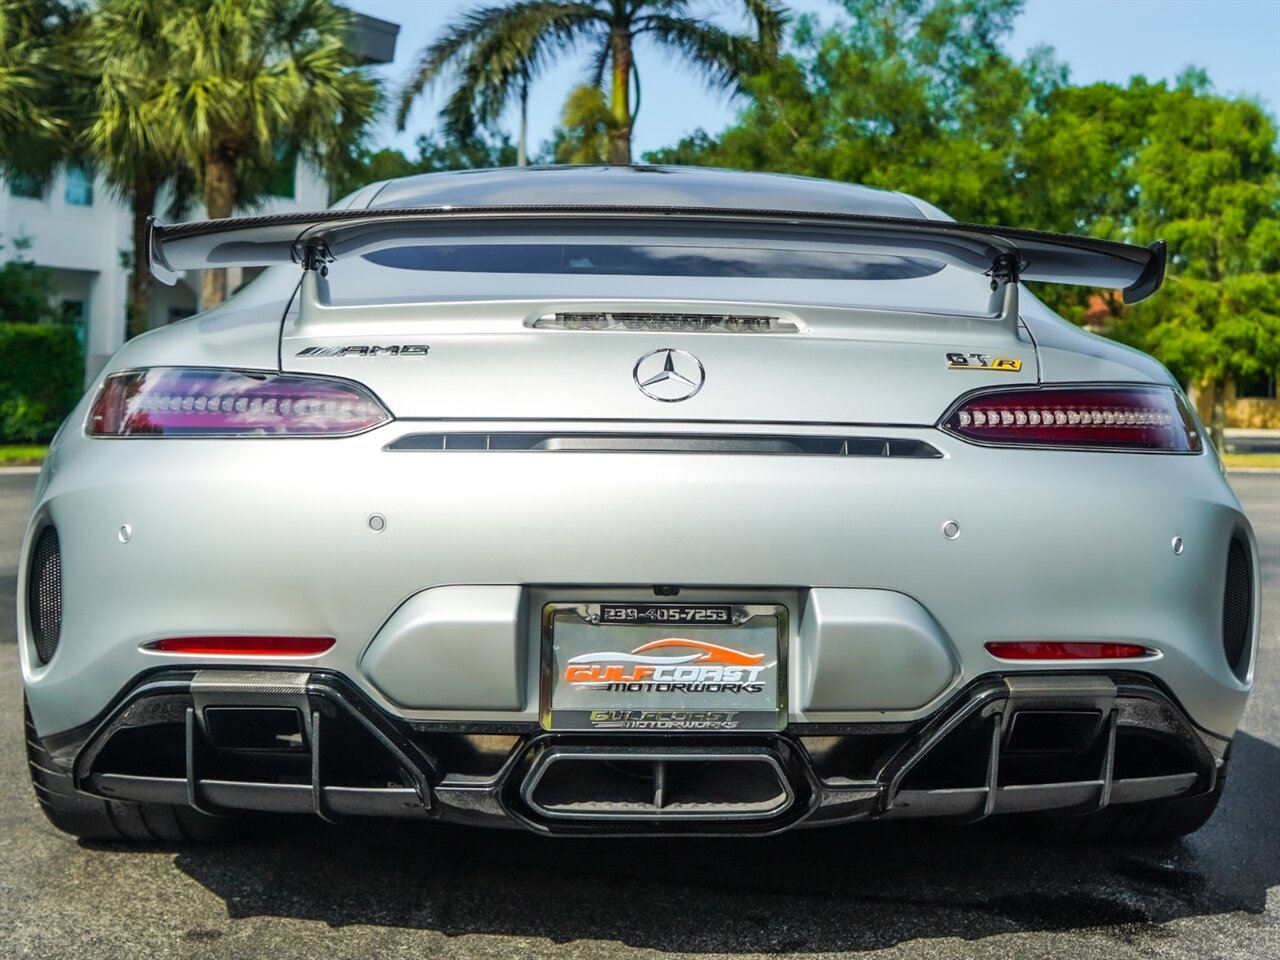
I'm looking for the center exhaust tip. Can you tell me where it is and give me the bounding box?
[520,746,795,821]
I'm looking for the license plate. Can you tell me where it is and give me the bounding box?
[541,603,786,731]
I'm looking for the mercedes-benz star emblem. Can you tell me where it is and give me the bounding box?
[633,348,705,402]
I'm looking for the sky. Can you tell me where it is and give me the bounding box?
[346,0,1280,160]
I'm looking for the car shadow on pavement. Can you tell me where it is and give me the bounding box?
[162,731,1279,953]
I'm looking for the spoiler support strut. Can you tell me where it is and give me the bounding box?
[296,240,333,275]
[985,252,1022,333]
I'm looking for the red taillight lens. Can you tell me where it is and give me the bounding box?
[985,641,1153,660]
[149,636,335,656]
[88,368,389,437]
[942,386,1200,452]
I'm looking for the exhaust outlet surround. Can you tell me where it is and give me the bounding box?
[520,744,796,821]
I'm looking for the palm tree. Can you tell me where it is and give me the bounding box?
[90,0,381,309]
[0,0,79,187]
[78,1,190,338]
[397,0,787,166]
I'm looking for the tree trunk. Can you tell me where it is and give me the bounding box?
[608,29,633,165]
[517,77,528,167]
[201,149,236,309]
[126,180,157,340]
[1210,378,1227,452]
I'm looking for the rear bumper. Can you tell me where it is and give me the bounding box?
[19,423,1259,740]
[50,667,1229,835]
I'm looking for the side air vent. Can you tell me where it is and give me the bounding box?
[533,312,800,333]
[387,432,943,459]
[28,526,62,665]
[1223,535,1252,678]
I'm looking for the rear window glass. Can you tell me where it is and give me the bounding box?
[363,244,944,281]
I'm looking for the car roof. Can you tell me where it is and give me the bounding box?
[365,165,927,219]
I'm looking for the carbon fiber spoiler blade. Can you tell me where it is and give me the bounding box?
[147,205,1167,305]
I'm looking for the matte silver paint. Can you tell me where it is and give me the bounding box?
[797,590,958,712]
[361,585,526,710]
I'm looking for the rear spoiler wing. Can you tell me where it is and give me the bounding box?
[147,205,1166,323]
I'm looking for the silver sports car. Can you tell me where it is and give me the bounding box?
[19,166,1258,842]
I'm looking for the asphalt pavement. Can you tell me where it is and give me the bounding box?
[1,469,1277,960]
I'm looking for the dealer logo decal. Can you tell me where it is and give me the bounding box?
[564,639,774,694]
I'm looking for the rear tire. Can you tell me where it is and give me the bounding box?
[1036,768,1227,842]
[25,697,242,843]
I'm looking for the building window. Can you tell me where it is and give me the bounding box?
[64,165,94,206]
[8,175,44,199]
[268,143,296,199]
[60,300,87,349]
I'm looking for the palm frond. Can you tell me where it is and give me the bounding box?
[79,0,379,208]
[585,34,611,88]
[739,0,788,59]
[634,7,782,96]
[632,0,783,94]
[394,1,606,131]
[0,0,82,183]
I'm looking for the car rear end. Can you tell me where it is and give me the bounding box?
[18,172,1259,838]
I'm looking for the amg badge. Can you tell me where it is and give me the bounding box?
[295,345,429,357]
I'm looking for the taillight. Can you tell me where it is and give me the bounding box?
[88,368,389,437]
[941,385,1200,452]
[147,636,335,656]
[985,641,1154,660]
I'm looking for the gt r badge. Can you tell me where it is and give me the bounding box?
[947,352,1022,371]
[295,345,429,357]
[633,348,705,401]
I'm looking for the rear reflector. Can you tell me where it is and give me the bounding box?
[942,385,1201,452]
[149,636,335,656]
[986,641,1153,660]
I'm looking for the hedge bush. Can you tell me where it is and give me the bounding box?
[0,324,84,443]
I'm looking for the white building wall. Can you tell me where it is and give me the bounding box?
[0,172,128,378]
[0,162,337,383]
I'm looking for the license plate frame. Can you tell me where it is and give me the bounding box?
[540,602,788,732]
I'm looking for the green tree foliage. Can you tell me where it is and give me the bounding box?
[332,128,519,198]
[0,231,81,439]
[649,0,1066,225]
[1111,73,1280,445]
[0,323,82,442]
[543,84,617,164]
[647,0,1280,447]
[0,0,80,186]
[0,235,62,326]
[90,0,381,309]
[77,2,190,339]
[397,0,787,166]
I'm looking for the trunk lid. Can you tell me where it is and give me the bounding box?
[280,296,1038,425]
